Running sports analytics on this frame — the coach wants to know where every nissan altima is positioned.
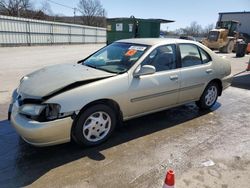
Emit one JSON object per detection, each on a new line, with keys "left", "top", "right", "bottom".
{"left": 9, "top": 38, "right": 232, "bottom": 147}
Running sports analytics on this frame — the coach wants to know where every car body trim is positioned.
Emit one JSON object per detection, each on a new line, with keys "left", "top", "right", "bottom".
{"left": 130, "top": 89, "right": 179, "bottom": 103}
{"left": 179, "top": 83, "right": 205, "bottom": 92}
{"left": 130, "top": 83, "right": 204, "bottom": 103}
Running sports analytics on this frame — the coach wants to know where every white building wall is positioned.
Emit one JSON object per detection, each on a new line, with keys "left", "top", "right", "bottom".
{"left": 0, "top": 15, "right": 106, "bottom": 46}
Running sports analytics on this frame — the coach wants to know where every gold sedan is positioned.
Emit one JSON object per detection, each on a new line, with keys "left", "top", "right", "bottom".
{"left": 9, "top": 38, "right": 232, "bottom": 147}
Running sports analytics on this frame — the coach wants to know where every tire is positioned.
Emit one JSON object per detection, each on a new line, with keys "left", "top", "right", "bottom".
{"left": 226, "top": 40, "right": 234, "bottom": 53}
{"left": 219, "top": 40, "right": 234, "bottom": 53}
{"left": 219, "top": 46, "right": 227, "bottom": 53}
{"left": 72, "top": 104, "right": 116, "bottom": 147}
{"left": 196, "top": 82, "right": 219, "bottom": 110}
{"left": 219, "top": 47, "right": 225, "bottom": 53}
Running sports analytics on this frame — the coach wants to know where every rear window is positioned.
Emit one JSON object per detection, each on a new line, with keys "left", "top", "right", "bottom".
{"left": 199, "top": 47, "right": 211, "bottom": 64}
{"left": 179, "top": 44, "right": 212, "bottom": 67}
{"left": 179, "top": 44, "right": 202, "bottom": 67}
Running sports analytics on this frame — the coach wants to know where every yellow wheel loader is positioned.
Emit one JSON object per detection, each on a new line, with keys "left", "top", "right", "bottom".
{"left": 202, "top": 20, "right": 240, "bottom": 53}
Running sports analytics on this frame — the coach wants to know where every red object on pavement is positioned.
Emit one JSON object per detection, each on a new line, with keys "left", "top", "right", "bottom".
{"left": 247, "top": 43, "right": 250, "bottom": 54}
{"left": 247, "top": 60, "right": 250, "bottom": 71}
{"left": 163, "top": 170, "right": 175, "bottom": 188}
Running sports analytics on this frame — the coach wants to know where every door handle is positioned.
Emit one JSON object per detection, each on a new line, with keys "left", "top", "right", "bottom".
{"left": 206, "top": 69, "right": 213, "bottom": 74}
{"left": 169, "top": 75, "right": 178, "bottom": 80}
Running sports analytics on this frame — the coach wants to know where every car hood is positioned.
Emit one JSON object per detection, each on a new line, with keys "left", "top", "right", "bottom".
{"left": 18, "top": 64, "right": 115, "bottom": 99}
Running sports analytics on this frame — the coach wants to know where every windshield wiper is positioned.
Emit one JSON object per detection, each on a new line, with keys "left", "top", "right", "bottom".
{"left": 84, "top": 63, "right": 123, "bottom": 74}
{"left": 84, "top": 63, "right": 97, "bottom": 69}
{"left": 97, "top": 67, "right": 119, "bottom": 74}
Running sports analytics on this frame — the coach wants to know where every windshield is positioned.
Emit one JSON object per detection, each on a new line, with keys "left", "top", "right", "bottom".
{"left": 83, "top": 42, "right": 149, "bottom": 74}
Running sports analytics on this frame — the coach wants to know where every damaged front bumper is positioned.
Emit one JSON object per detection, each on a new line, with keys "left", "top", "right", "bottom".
{"left": 10, "top": 101, "right": 73, "bottom": 147}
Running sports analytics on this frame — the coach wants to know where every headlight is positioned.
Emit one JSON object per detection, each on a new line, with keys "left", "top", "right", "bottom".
{"left": 19, "top": 104, "right": 46, "bottom": 116}
{"left": 19, "top": 103, "right": 61, "bottom": 121}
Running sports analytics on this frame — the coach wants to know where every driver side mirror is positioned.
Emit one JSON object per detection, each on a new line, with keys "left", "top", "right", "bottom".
{"left": 133, "top": 65, "right": 156, "bottom": 78}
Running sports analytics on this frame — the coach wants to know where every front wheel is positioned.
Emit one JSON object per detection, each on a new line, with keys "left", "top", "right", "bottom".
{"left": 196, "top": 82, "right": 219, "bottom": 110}
{"left": 72, "top": 104, "right": 116, "bottom": 146}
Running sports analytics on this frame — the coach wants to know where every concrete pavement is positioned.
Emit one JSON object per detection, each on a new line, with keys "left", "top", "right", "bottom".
{"left": 0, "top": 46, "right": 249, "bottom": 188}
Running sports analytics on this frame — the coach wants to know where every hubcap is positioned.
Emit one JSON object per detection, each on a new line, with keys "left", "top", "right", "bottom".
{"left": 205, "top": 86, "right": 217, "bottom": 106}
{"left": 83, "top": 111, "right": 111, "bottom": 142}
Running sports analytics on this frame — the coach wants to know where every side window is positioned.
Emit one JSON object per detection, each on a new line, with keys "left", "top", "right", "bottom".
{"left": 199, "top": 47, "right": 211, "bottom": 64}
{"left": 179, "top": 44, "right": 202, "bottom": 67}
{"left": 141, "top": 44, "right": 177, "bottom": 72}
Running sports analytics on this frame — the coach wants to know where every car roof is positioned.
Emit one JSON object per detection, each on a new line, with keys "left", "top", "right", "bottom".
{"left": 116, "top": 38, "right": 198, "bottom": 46}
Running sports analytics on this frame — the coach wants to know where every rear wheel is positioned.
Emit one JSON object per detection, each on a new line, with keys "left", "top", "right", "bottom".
{"left": 196, "top": 82, "right": 219, "bottom": 110}
{"left": 220, "top": 40, "right": 234, "bottom": 53}
{"left": 72, "top": 104, "right": 116, "bottom": 146}
{"left": 226, "top": 40, "right": 234, "bottom": 53}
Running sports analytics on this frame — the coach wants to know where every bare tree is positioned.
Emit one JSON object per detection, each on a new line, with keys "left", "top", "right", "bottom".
{"left": 167, "top": 22, "right": 216, "bottom": 38}
{"left": 187, "top": 21, "right": 203, "bottom": 36}
{"left": 40, "top": 0, "right": 53, "bottom": 16}
{"left": 78, "top": 0, "right": 106, "bottom": 27}
{"left": 172, "top": 22, "right": 203, "bottom": 37}
{"left": 0, "top": 0, "right": 32, "bottom": 17}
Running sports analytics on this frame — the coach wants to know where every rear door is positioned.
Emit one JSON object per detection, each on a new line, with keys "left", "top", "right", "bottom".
{"left": 178, "top": 43, "right": 214, "bottom": 103}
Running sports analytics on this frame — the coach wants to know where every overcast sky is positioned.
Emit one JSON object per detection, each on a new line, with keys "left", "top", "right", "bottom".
{"left": 35, "top": 0, "right": 250, "bottom": 30}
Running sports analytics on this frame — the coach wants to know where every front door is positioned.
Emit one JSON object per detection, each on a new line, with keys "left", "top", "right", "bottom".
{"left": 128, "top": 44, "right": 180, "bottom": 117}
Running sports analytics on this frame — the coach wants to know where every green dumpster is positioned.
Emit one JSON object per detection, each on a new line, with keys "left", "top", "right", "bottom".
{"left": 106, "top": 17, "right": 174, "bottom": 44}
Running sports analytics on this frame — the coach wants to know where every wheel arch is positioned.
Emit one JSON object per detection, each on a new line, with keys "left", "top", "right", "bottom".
{"left": 71, "top": 98, "right": 123, "bottom": 140}
{"left": 206, "top": 79, "right": 223, "bottom": 96}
